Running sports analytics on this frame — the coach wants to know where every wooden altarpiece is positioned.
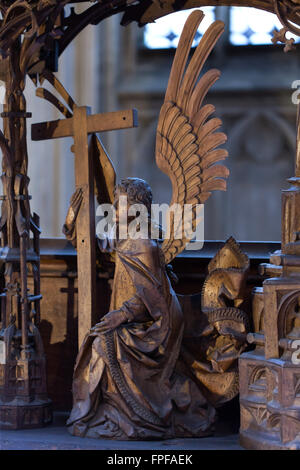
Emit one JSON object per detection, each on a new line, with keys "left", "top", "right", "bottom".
{"left": 0, "top": 0, "right": 299, "bottom": 449}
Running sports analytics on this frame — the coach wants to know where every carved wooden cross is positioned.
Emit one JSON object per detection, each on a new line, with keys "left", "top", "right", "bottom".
{"left": 32, "top": 106, "right": 138, "bottom": 347}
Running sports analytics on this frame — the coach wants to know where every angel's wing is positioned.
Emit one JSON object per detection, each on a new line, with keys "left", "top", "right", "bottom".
{"left": 155, "top": 10, "right": 229, "bottom": 265}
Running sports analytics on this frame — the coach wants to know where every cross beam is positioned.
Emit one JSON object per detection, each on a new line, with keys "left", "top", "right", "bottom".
{"left": 32, "top": 106, "right": 138, "bottom": 347}
{"left": 31, "top": 109, "right": 138, "bottom": 141}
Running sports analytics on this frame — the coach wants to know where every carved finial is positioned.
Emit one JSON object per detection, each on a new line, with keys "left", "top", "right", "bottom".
{"left": 271, "top": 27, "right": 295, "bottom": 52}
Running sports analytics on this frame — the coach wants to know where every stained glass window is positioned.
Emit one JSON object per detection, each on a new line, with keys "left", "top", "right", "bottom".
{"left": 230, "top": 7, "right": 300, "bottom": 45}
{"left": 144, "top": 7, "right": 300, "bottom": 49}
{"left": 143, "top": 7, "right": 215, "bottom": 49}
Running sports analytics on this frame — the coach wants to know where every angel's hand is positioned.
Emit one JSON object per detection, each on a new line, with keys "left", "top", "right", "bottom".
{"left": 64, "top": 188, "right": 83, "bottom": 232}
{"left": 90, "top": 310, "right": 127, "bottom": 334}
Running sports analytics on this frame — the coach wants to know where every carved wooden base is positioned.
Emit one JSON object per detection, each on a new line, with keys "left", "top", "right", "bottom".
{"left": 239, "top": 351, "right": 300, "bottom": 450}
{"left": 240, "top": 429, "right": 300, "bottom": 450}
{"left": 0, "top": 329, "right": 53, "bottom": 430}
{"left": 0, "top": 398, "right": 52, "bottom": 430}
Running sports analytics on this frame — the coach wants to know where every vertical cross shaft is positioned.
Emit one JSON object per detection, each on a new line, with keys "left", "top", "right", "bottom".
{"left": 73, "top": 106, "right": 97, "bottom": 347}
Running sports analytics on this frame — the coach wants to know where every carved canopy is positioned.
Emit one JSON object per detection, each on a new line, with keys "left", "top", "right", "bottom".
{"left": 0, "top": 0, "right": 299, "bottom": 81}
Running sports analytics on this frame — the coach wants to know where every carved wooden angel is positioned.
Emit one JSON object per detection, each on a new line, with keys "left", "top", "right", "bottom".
{"left": 64, "top": 11, "right": 233, "bottom": 439}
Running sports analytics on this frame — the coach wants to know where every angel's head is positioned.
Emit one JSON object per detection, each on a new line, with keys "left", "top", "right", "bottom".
{"left": 113, "top": 178, "right": 153, "bottom": 224}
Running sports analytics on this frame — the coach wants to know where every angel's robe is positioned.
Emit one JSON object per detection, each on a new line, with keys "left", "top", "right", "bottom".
{"left": 66, "top": 236, "right": 215, "bottom": 439}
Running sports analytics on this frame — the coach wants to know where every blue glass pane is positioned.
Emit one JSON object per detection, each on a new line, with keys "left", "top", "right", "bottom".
{"left": 144, "top": 7, "right": 215, "bottom": 49}
{"left": 230, "top": 7, "right": 300, "bottom": 45}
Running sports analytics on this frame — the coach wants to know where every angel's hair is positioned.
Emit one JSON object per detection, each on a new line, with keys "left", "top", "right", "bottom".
{"left": 115, "top": 178, "right": 153, "bottom": 215}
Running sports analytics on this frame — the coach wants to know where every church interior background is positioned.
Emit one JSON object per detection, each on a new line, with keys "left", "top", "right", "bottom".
{"left": 19, "top": 5, "right": 299, "bottom": 242}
